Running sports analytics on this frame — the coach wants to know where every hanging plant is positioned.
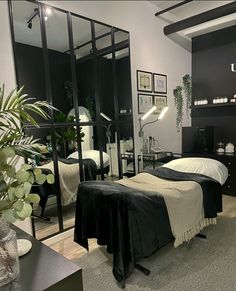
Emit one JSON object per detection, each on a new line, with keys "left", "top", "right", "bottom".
{"left": 182, "top": 74, "right": 192, "bottom": 117}
{"left": 173, "top": 86, "right": 183, "bottom": 132}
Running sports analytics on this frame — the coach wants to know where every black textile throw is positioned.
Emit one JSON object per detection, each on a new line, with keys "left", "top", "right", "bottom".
{"left": 74, "top": 168, "right": 222, "bottom": 285}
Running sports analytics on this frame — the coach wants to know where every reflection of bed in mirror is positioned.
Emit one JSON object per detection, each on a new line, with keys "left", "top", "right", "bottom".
{"left": 33, "top": 106, "right": 110, "bottom": 219}
{"left": 67, "top": 106, "right": 110, "bottom": 174}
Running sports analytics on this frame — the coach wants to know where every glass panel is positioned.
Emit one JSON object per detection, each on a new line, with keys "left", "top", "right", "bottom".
{"left": 72, "top": 16, "right": 96, "bottom": 121}
{"left": 98, "top": 52, "right": 115, "bottom": 121}
{"left": 72, "top": 16, "right": 92, "bottom": 60}
{"left": 119, "top": 124, "right": 135, "bottom": 177}
{"left": 53, "top": 124, "right": 79, "bottom": 231}
{"left": 12, "top": 0, "right": 47, "bottom": 122}
{"left": 114, "top": 29, "right": 129, "bottom": 45}
{"left": 115, "top": 47, "right": 132, "bottom": 120}
{"left": 24, "top": 127, "right": 60, "bottom": 240}
{"left": 95, "top": 23, "right": 112, "bottom": 51}
{"left": 44, "top": 7, "right": 73, "bottom": 116}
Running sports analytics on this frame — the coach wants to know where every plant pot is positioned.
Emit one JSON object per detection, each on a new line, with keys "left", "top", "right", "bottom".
{"left": 0, "top": 217, "right": 20, "bottom": 287}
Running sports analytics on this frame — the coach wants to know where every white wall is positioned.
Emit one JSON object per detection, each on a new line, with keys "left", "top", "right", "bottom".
{"left": 42, "top": 0, "right": 192, "bottom": 153}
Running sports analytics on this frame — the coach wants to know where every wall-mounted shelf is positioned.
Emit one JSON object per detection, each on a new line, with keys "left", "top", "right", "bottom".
{"left": 192, "top": 102, "right": 236, "bottom": 109}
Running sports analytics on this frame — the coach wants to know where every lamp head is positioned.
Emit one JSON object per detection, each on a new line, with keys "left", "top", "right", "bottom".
{"left": 158, "top": 106, "right": 168, "bottom": 120}
{"left": 140, "top": 106, "right": 157, "bottom": 121}
{"left": 100, "top": 112, "right": 112, "bottom": 121}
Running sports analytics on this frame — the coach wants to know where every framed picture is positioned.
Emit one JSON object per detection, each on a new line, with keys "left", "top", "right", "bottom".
{"left": 153, "top": 95, "right": 167, "bottom": 115}
{"left": 138, "top": 94, "right": 153, "bottom": 114}
{"left": 137, "top": 70, "right": 152, "bottom": 92}
{"left": 153, "top": 73, "right": 167, "bottom": 94}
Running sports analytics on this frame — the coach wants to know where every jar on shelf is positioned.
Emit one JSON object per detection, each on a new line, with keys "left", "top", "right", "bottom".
{"left": 216, "top": 142, "right": 225, "bottom": 153}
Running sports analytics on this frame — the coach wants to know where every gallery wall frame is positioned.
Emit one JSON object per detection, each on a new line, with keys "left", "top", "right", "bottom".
{"left": 153, "top": 73, "right": 167, "bottom": 94}
{"left": 138, "top": 93, "right": 153, "bottom": 114}
{"left": 153, "top": 95, "right": 167, "bottom": 115}
{"left": 137, "top": 70, "right": 153, "bottom": 92}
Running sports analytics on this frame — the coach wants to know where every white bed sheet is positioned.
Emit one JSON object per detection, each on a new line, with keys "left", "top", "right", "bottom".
{"left": 68, "top": 150, "right": 110, "bottom": 169}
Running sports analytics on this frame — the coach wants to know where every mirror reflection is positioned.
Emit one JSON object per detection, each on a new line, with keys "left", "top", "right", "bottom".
{"left": 11, "top": 0, "right": 134, "bottom": 240}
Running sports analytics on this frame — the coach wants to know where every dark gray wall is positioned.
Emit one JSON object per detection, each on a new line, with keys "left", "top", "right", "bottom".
{"left": 191, "top": 25, "right": 236, "bottom": 147}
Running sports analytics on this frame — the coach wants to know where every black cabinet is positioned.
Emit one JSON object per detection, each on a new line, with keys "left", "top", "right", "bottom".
{"left": 182, "top": 152, "right": 236, "bottom": 197}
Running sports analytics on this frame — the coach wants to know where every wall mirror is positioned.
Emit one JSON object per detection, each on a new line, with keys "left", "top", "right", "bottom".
{"left": 9, "top": 0, "right": 134, "bottom": 240}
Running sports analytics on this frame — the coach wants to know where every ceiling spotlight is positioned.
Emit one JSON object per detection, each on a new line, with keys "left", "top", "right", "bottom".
{"left": 45, "top": 7, "right": 52, "bottom": 15}
{"left": 44, "top": 16, "right": 48, "bottom": 21}
{"left": 28, "top": 22, "right": 32, "bottom": 29}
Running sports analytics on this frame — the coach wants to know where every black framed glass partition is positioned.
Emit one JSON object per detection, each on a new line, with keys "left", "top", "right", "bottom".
{"left": 9, "top": 0, "right": 135, "bottom": 240}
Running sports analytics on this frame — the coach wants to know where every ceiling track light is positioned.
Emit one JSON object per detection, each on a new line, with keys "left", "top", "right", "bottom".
{"left": 27, "top": 6, "right": 52, "bottom": 29}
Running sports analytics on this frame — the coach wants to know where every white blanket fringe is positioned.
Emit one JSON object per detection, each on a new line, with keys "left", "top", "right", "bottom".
{"left": 174, "top": 217, "right": 217, "bottom": 248}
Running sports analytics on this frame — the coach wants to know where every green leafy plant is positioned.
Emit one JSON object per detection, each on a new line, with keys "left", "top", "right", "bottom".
{"left": 173, "top": 85, "right": 183, "bottom": 132}
{"left": 182, "top": 74, "right": 192, "bottom": 116}
{"left": 0, "top": 85, "right": 56, "bottom": 222}
{"left": 173, "top": 74, "right": 192, "bottom": 131}
{"left": 54, "top": 112, "right": 85, "bottom": 158}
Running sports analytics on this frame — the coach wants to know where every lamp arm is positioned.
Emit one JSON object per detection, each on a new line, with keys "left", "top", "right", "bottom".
{"left": 140, "top": 117, "right": 159, "bottom": 132}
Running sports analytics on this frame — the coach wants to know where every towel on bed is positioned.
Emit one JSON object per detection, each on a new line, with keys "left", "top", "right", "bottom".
{"left": 39, "top": 161, "right": 80, "bottom": 205}
{"left": 117, "top": 172, "right": 217, "bottom": 247}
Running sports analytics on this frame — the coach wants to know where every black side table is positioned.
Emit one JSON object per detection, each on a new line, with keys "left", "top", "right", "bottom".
{"left": 1, "top": 226, "right": 83, "bottom": 291}
{"left": 138, "top": 151, "right": 173, "bottom": 172}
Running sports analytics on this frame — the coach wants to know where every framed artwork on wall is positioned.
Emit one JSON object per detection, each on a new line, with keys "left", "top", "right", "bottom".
{"left": 153, "top": 95, "right": 167, "bottom": 115}
{"left": 153, "top": 73, "right": 167, "bottom": 94}
{"left": 137, "top": 70, "right": 152, "bottom": 92}
{"left": 138, "top": 94, "right": 153, "bottom": 114}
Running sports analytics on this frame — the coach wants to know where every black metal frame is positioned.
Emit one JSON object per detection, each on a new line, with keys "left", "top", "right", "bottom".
{"left": 8, "top": 0, "right": 135, "bottom": 240}
{"left": 163, "top": 1, "right": 236, "bottom": 36}
{"left": 155, "top": 0, "right": 194, "bottom": 17}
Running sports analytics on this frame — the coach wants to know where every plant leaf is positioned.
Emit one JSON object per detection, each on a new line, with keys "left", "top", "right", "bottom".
{"left": 2, "top": 209, "right": 16, "bottom": 223}
{"left": 25, "top": 194, "right": 40, "bottom": 204}
{"left": 23, "top": 181, "right": 32, "bottom": 195}
{"left": 46, "top": 174, "right": 55, "bottom": 184}
{"left": 15, "top": 185, "right": 25, "bottom": 198}
{"left": 13, "top": 199, "right": 24, "bottom": 211}
{"left": 16, "top": 202, "right": 32, "bottom": 219}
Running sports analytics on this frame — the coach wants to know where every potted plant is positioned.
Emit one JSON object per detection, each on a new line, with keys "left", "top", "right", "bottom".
{"left": 173, "top": 74, "right": 192, "bottom": 131}
{"left": 0, "top": 85, "right": 55, "bottom": 286}
{"left": 54, "top": 112, "right": 85, "bottom": 158}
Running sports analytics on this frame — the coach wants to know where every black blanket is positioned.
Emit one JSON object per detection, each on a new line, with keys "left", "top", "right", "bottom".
{"left": 74, "top": 168, "right": 222, "bottom": 284}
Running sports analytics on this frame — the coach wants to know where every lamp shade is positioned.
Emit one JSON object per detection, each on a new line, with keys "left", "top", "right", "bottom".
{"left": 158, "top": 106, "right": 168, "bottom": 120}
{"left": 140, "top": 106, "right": 157, "bottom": 121}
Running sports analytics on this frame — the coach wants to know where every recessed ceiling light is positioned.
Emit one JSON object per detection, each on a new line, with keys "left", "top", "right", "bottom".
{"left": 44, "top": 16, "right": 48, "bottom": 21}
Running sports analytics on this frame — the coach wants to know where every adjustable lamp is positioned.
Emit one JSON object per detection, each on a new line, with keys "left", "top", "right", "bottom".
{"left": 139, "top": 106, "right": 168, "bottom": 171}
{"left": 100, "top": 112, "right": 113, "bottom": 176}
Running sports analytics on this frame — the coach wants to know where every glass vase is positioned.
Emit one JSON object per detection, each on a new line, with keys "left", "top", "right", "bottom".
{"left": 0, "top": 218, "right": 20, "bottom": 287}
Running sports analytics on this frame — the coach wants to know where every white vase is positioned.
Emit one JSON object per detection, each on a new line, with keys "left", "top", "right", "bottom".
{"left": 0, "top": 217, "right": 20, "bottom": 287}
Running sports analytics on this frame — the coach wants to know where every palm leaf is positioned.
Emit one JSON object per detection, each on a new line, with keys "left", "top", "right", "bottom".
{"left": 0, "top": 84, "right": 57, "bottom": 158}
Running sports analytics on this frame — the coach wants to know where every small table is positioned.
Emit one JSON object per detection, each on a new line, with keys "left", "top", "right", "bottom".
{"left": 138, "top": 151, "right": 173, "bottom": 172}
{"left": 121, "top": 152, "right": 135, "bottom": 177}
{"left": 1, "top": 226, "right": 83, "bottom": 291}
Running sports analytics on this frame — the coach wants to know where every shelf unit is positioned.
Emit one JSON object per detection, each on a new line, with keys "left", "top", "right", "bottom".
{"left": 192, "top": 102, "right": 236, "bottom": 109}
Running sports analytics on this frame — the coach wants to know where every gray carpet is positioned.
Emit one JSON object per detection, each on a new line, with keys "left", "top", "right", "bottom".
{"left": 74, "top": 217, "right": 236, "bottom": 291}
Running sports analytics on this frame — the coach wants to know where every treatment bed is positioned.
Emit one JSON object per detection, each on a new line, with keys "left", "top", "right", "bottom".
{"left": 74, "top": 158, "right": 228, "bottom": 287}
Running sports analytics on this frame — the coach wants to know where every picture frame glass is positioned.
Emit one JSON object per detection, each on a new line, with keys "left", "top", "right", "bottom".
{"left": 154, "top": 74, "right": 167, "bottom": 93}
{"left": 138, "top": 94, "right": 153, "bottom": 114}
{"left": 154, "top": 96, "right": 167, "bottom": 115}
{"left": 137, "top": 71, "right": 152, "bottom": 92}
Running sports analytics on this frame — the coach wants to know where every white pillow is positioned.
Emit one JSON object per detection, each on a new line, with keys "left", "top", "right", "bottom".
{"left": 68, "top": 150, "right": 110, "bottom": 169}
{"left": 162, "top": 157, "right": 228, "bottom": 185}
